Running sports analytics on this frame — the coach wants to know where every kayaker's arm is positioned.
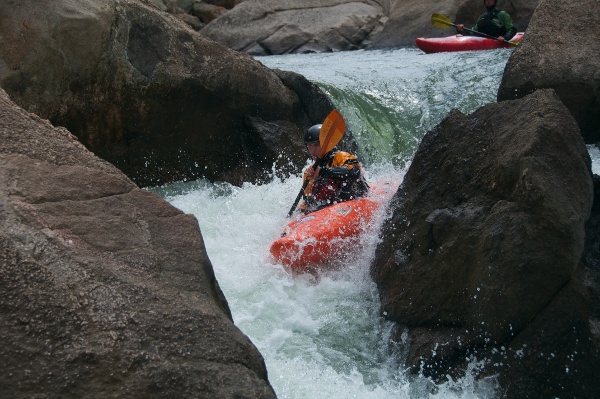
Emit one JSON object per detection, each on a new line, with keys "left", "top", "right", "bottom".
{"left": 457, "top": 12, "right": 516, "bottom": 41}
{"left": 308, "top": 152, "right": 362, "bottom": 181}
{"left": 456, "top": 24, "right": 477, "bottom": 36}
{"left": 498, "top": 11, "right": 516, "bottom": 41}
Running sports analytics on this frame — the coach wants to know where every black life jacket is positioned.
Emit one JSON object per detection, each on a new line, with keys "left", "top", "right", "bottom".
{"left": 302, "top": 150, "right": 369, "bottom": 213}
{"left": 476, "top": 8, "right": 507, "bottom": 37}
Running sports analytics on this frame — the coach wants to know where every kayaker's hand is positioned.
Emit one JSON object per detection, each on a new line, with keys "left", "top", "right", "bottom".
{"left": 497, "top": 36, "right": 505, "bottom": 41}
{"left": 456, "top": 24, "right": 464, "bottom": 33}
{"left": 306, "top": 164, "right": 320, "bottom": 180}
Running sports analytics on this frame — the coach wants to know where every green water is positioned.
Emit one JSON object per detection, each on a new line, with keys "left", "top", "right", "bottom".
{"left": 257, "top": 48, "right": 512, "bottom": 166}
{"left": 155, "top": 47, "right": 517, "bottom": 399}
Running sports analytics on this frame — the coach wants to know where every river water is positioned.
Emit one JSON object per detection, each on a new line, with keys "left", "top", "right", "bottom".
{"left": 150, "top": 47, "right": 599, "bottom": 399}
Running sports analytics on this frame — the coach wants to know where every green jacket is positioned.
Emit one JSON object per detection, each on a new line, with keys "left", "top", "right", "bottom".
{"left": 466, "top": 7, "right": 517, "bottom": 40}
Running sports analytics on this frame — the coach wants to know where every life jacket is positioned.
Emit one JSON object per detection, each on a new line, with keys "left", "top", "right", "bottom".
{"left": 476, "top": 8, "right": 509, "bottom": 37}
{"left": 301, "top": 150, "right": 369, "bottom": 213}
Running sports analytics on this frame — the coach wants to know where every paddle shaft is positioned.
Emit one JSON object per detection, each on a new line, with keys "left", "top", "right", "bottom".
{"left": 431, "top": 14, "right": 517, "bottom": 46}
{"left": 286, "top": 160, "right": 322, "bottom": 218}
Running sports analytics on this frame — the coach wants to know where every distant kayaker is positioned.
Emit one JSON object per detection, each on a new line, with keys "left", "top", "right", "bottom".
{"left": 300, "top": 124, "right": 369, "bottom": 213}
{"left": 456, "top": 0, "right": 517, "bottom": 42}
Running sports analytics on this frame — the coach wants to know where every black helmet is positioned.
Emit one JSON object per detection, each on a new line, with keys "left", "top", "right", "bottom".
{"left": 484, "top": 0, "right": 497, "bottom": 10}
{"left": 304, "top": 124, "right": 321, "bottom": 143}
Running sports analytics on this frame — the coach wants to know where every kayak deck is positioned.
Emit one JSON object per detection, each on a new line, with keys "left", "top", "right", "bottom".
{"left": 269, "top": 180, "right": 398, "bottom": 274}
{"left": 416, "top": 32, "right": 524, "bottom": 54}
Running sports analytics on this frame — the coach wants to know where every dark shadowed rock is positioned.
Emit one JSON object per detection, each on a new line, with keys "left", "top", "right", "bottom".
{"left": 272, "top": 69, "right": 334, "bottom": 125}
{"left": 580, "top": 174, "right": 600, "bottom": 345}
{"left": 0, "top": 0, "right": 328, "bottom": 188}
{"left": 0, "top": 88, "right": 276, "bottom": 397}
{"left": 371, "top": 89, "right": 599, "bottom": 397}
{"left": 192, "top": 1, "right": 228, "bottom": 23}
{"left": 498, "top": 0, "right": 600, "bottom": 143}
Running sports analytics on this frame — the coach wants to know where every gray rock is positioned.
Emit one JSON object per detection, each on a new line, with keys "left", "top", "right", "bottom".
{"left": 200, "top": 0, "right": 387, "bottom": 55}
{"left": 173, "top": 10, "right": 205, "bottom": 30}
{"left": 0, "top": 0, "right": 328, "bottom": 188}
{"left": 204, "top": 0, "right": 240, "bottom": 9}
{"left": 192, "top": 1, "right": 228, "bottom": 23}
{"left": 198, "top": 0, "right": 540, "bottom": 52}
{"left": 498, "top": 0, "right": 600, "bottom": 143}
{"left": 0, "top": 87, "right": 276, "bottom": 398}
{"left": 177, "top": 0, "right": 196, "bottom": 12}
{"left": 371, "top": 89, "right": 599, "bottom": 397}
{"left": 147, "top": 0, "right": 168, "bottom": 11}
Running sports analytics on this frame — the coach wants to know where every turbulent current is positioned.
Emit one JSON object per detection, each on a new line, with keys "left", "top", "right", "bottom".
{"left": 150, "top": 47, "right": 600, "bottom": 399}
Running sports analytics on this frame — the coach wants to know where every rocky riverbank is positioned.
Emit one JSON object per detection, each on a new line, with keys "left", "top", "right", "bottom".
{"left": 0, "top": 0, "right": 346, "bottom": 188}
{"left": 0, "top": 86, "right": 277, "bottom": 397}
{"left": 148, "top": 0, "right": 540, "bottom": 55}
{"left": 1, "top": 0, "right": 599, "bottom": 397}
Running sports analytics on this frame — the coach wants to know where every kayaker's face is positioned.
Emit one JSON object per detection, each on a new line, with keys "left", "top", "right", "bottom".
{"left": 484, "top": 0, "right": 496, "bottom": 9}
{"left": 306, "top": 142, "right": 321, "bottom": 159}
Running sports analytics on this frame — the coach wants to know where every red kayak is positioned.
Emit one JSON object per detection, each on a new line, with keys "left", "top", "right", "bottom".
{"left": 416, "top": 32, "right": 523, "bottom": 54}
{"left": 269, "top": 180, "right": 398, "bottom": 274}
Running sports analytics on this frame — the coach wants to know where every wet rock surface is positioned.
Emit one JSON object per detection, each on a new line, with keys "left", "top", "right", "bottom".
{"left": 498, "top": 0, "right": 600, "bottom": 143}
{"left": 371, "top": 90, "right": 599, "bottom": 398}
{"left": 0, "top": 0, "right": 332, "bottom": 188}
{"left": 0, "top": 87, "right": 276, "bottom": 398}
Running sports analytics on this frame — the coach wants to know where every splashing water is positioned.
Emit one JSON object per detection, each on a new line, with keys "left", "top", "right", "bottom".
{"left": 588, "top": 145, "right": 600, "bottom": 176}
{"left": 257, "top": 48, "right": 511, "bottom": 167}
{"left": 149, "top": 46, "right": 589, "bottom": 398}
{"left": 151, "top": 165, "right": 498, "bottom": 398}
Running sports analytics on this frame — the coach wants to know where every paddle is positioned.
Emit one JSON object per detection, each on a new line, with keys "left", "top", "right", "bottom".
{"left": 286, "top": 109, "right": 346, "bottom": 217}
{"left": 431, "top": 13, "right": 518, "bottom": 46}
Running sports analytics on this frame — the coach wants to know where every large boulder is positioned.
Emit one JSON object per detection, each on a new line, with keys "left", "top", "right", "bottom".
{"left": 200, "top": 0, "right": 387, "bottom": 55}
{"left": 0, "top": 0, "right": 327, "bottom": 188}
{"left": 371, "top": 89, "right": 599, "bottom": 398}
{"left": 498, "top": 0, "right": 600, "bottom": 143}
{"left": 196, "top": 0, "right": 540, "bottom": 53}
{"left": 0, "top": 87, "right": 276, "bottom": 398}
{"left": 581, "top": 174, "right": 600, "bottom": 344}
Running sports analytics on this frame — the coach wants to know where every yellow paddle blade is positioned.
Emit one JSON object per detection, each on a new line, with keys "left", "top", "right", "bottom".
{"left": 319, "top": 109, "right": 345, "bottom": 157}
{"left": 285, "top": 109, "right": 346, "bottom": 217}
{"left": 431, "top": 13, "right": 455, "bottom": 29}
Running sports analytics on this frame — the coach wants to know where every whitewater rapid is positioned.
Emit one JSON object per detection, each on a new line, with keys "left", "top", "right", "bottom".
{"left": 152, "top": 163, "right": 500, "bottom": 399}
{"left": 151, "top": 47, "right": 599, "bottom": 398}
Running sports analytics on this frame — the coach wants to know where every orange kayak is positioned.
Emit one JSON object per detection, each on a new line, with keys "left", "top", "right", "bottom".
{"left": 416, "top": 32, "right": 523, "bottom": 54}
{"left": 270, "top": 180, "right": 397, "bottom": 274}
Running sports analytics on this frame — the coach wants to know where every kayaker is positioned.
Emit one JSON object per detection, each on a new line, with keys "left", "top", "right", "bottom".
{"left": 300, "top": 124, "right": 369, "bottom": 213}
{"left": 456, "top": 0, "right": 517, "bottom": 42}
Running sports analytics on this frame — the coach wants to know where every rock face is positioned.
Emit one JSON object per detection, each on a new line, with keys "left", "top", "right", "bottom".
{"left": 371, "top": 90, "right": 599, "bottom": 398}
{"left": 0, "top": 87, "right": 276, "bottom": 398}
{"left": 200, "top": 0, "right": 387, "bottom": 55}
{"left": 498, "top": 0, "right": 600, "bottom": 143}
{"left": 0, "top": 0, "right": 328, "bottom": 188}
{"left": 197, "top": 0, "right": 540, "bottom": 54}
